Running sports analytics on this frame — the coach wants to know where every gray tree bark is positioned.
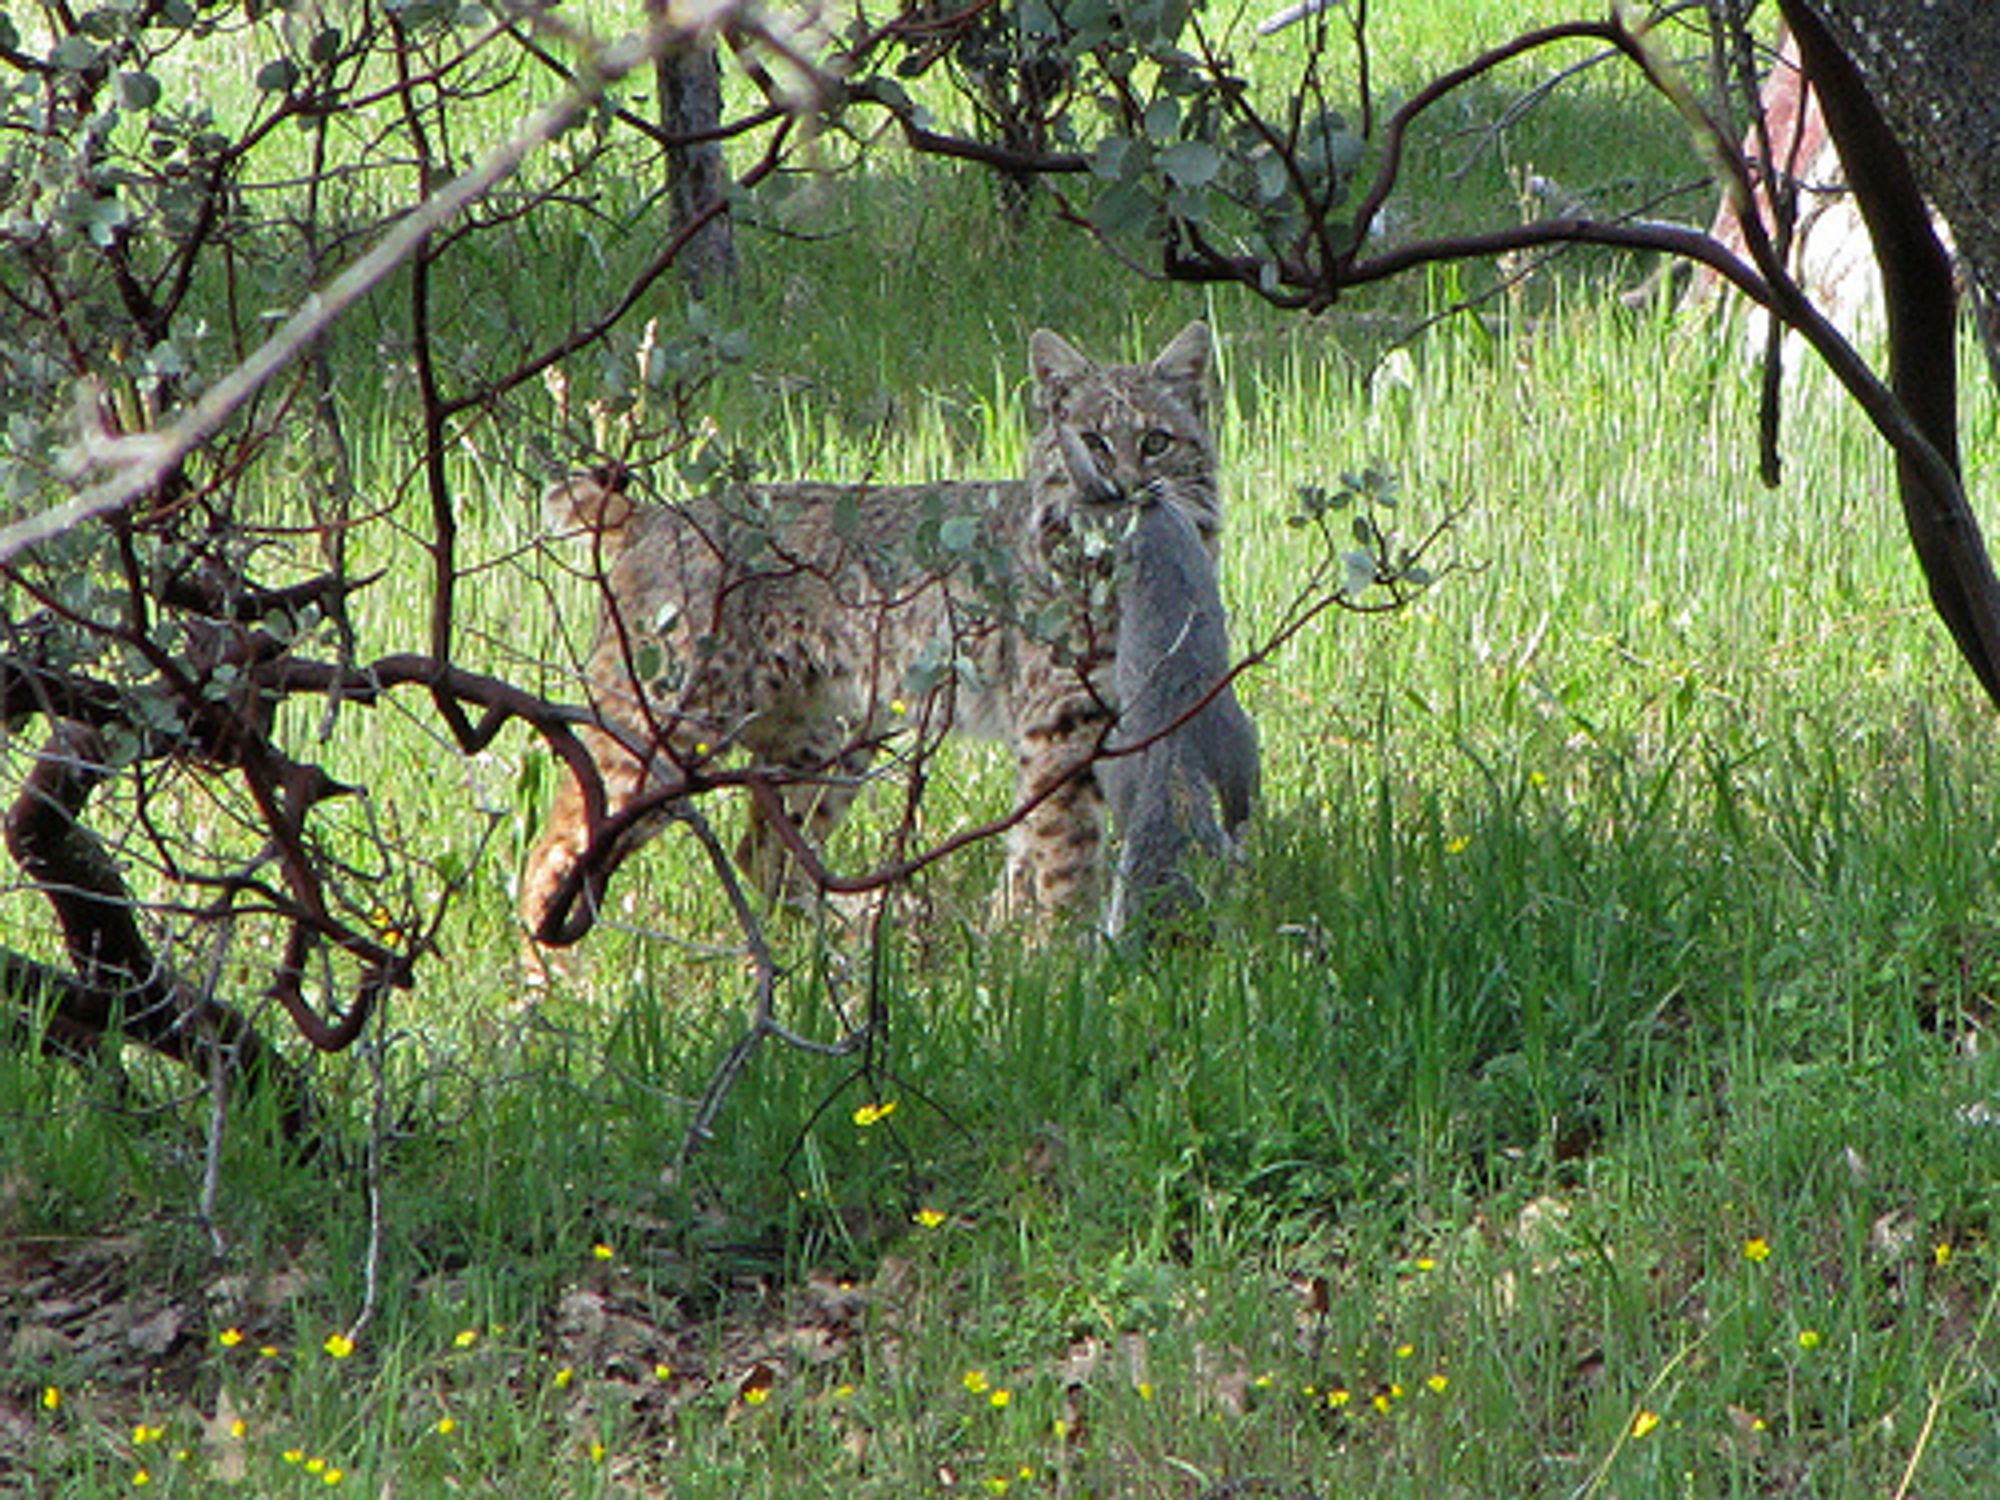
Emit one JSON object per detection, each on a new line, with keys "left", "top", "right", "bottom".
{"left": 658, "top": 41, "right": 737, "bottom": 294}
{"left": 1804, "top": 0, "right": 2000, "bottom": 305}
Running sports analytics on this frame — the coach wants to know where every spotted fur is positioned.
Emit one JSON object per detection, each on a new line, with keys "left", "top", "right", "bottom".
{"left": 521, "top": 323, "right": 1219, "bottom": 942}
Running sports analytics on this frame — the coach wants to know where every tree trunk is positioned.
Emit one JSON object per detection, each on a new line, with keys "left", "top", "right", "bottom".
{"left": 1779, "top": 0, "right": 2000, "bottom": 709}
{"left": 658, "top": 41, "right": 737, "bottom": 295}
{"left": 1801, "top": 1, "right": 2000, "bottom": 307}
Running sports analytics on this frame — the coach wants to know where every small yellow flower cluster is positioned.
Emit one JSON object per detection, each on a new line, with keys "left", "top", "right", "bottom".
{"left": 1743, "top": 1237, "right": 1772, "bottom": 1263}
{"left": 284, "top": 1451, "right": 345, "bottom": 1485}
{"left": 852, "top": 1100, "right": 898, "bottom": 1127}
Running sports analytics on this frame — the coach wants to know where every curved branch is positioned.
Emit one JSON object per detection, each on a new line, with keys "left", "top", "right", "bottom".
{"left": 3, "top": 722, "right": 311, "bottom": 1134}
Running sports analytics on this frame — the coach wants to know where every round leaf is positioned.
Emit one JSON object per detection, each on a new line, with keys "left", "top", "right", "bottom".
{"left": 119, "top": 72, "right": 162, "bottom": 111}
{"left": 1158, "top": 140, "right": 1220, "bottom": 189}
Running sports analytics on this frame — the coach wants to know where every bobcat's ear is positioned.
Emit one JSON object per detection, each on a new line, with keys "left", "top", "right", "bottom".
{"left": 1029, "top": 328, "right": 1094, "bottom": 416}
{"left": 543, "top": 465, "right": 634, "bottom": 537}
{"left": 1150, "top": 321, "right": 1213, "bottom": 419}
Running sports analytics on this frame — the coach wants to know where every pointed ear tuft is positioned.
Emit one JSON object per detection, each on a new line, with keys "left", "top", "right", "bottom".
{"left": 1029, "top": 328, "right": 1094, "bottom": 416}
{"left": 1149, "top": 321, "right": 1213, "bottom": 417}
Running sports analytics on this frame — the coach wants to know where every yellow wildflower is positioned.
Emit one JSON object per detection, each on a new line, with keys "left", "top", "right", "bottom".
{"left": 435, "top": 1418, "right": 457, "bottom": 1435}
{"left": 1743, "top": 1237, "right": 1772, "bottom": 1263}
{"left": 914, "top": 1208, "right": 947, "bottom": 1229}
{"left": 654, "top": 1363, "right": 673, "bottom": 1382}
{"left": 283, "top": 1449, "right": 305, "bottom": 1465}
{"left": 963, "top": 1369, "right": 990, "bottom": 1395}
{"left": 1935, "top": 1242, "right": 1953, "bottom": 1267}
{"left": 218, "top": 1327, "right": 244, "bottom": 1348}
{"left": 743, "top": 1387, "right": 770, "bottom": 1407}
{"left": 41, "top": 1387, "right": 60, "bottom": 1412}
{"left": 131, "top": 1470, "right": 151, "bottom": 1488}
{"left": 553, "top": 1366, "right": 575, "bottom": 1389}
{"left": 1797, "top": 1329, "right": 1821, "bottom": 1350}
{"left": 852, "top": 1100, "right": 898, "bottom": 1127}
{"left": 229, "top": 1419, "right": 247, "bottom": 1439}
{"left": 592, "top": 1243, "right": 615, "bottom": 1261}
{"left": 1427, "top": 1373, "right": 1450, "bottom": 1394}
{"left": 1327, "top": 1388, "right": 1351, "bottom": 1409}
{"left": 989, "top": 1389, "right": 1012, "bottom": 1409}
{"left": 323, "top": 1333, "right": 355, "bottom": 1359}
{"left": 1631, "top": 1410, "right": 1661, "bottom": 1439}
{"left": 453, "top": 1328, "right": 479, "bottom": 1349}
{"left": 322, "top": 1469, "right": 344, "bottom": 1486}
{"left": 589, "top": 1442, "right": 607, "bottom": 1464}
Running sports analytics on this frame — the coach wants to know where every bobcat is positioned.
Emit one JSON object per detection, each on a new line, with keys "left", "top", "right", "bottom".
{"left": 1098, "top": 496, "right": 1260, "bottom": 937}
{"left": 520, "top": 321, "right": 1220, "bottom": 945}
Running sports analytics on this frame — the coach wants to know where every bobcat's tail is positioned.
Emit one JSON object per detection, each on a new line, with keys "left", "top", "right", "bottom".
{"left": 543, "top": 465, "right": 635, "bottom": 548}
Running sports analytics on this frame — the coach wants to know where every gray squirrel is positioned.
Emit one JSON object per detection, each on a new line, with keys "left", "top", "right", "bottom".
{"left": 1099, "top": 497, "right": 1260, "bottom": 937}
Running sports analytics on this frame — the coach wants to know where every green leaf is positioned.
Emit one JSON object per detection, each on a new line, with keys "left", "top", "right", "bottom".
{"left": 118, "top": 72, "right": 162, "bottom": 111}
{"left": 1092, "top": 135, "right": 1137, "bottom": 182}
{"left": 256, "top": 57, "right": 299, "bottom": 93}
{"left": 1253, "top": 150, "right": 1290, "bottom": 203}
{"left": 1142, "top": 97, "right": 1180, "bottom": 143}
{"left": 939, "top": 514, "right": 979, "bottom": 554}
{"left": 51, "top": 35, "right": 99, "bottom": 72}
{"left": 78, "top": 9, "right": 127, "bottom": 40}
{"left": 1092, "top": 181, "right": 1158, "bottom": 237}
{"left": 864, "top": 76, "right": 913, "bottom": 116}
{"left": 1157, "top": 140, "right": 1219, "bottom": 189}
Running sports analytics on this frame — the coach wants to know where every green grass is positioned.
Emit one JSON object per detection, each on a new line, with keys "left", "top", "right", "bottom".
{"left": 6, "top": 4, "right": 2000, "bottom": 1496}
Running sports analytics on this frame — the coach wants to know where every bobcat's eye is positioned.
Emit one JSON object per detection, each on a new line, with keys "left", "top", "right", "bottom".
{"left": 1139, "top": 429, "right": 1174, "bottom": 458}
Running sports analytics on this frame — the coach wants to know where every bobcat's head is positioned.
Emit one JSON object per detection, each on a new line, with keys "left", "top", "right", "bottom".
{"left": 1026, "top": 321, "right": 1219, "bottom": 566}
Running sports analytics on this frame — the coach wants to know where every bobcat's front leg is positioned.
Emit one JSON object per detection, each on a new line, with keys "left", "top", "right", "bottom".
{"left": 1005, "top": 688, "right": 1112, "bottom": 921}
{"left": 520, "top": 721, "right": 663, "bottom": 945}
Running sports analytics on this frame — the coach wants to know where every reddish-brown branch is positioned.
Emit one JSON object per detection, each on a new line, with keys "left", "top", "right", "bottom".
{"left": 3, "top": 721, "right": 312, "bottom": 1134}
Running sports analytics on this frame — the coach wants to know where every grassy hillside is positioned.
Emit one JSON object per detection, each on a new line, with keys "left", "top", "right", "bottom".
{"left": 4, "top": 3, "right": 1998, "bottom": 1496}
